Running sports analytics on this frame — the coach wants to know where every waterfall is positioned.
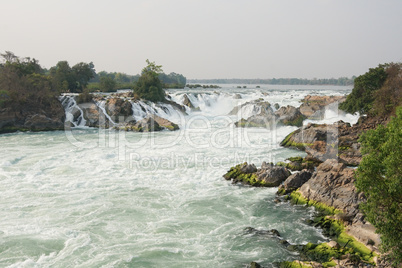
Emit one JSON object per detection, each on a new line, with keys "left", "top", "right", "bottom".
{"left": 60, "top": 95, "right": 87, "bottom": 127}
{"left": 95, "top": 100, "right": 116, "bottom": 125}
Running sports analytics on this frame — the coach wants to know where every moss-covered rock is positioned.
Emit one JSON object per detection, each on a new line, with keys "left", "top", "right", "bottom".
{"left": 223, "top": 162, "right": 290, "bottom": 187}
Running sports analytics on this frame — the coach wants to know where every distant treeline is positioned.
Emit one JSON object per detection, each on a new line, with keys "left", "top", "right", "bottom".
{"left": 89, "top": 71, "right": 186, "bottom": 91}
{"left": 188, "top": 77, "right": 355, "bottom": 86}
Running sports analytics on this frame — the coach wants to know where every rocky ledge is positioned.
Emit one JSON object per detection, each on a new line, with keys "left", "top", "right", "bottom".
{"left": 281, "top": 115, "right": 391, "bottom": 166}
{"left": 223, "top": 162, "right": 291, "bottom": 187}
{"left": 61, "top": 93, "right": 184, "bottom": 132}
{"left": 231, "top": 95, "right": 346, "bottom": 129}
{"left": 0, "top": 97, "right": 65, "bottom": 134}
{"left": 224, "top": 111, "right": 393, "bottom": 267}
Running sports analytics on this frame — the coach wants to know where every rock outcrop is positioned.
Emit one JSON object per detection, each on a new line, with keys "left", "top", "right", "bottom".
{"left": 223, "top": 162, "right": 290, "bottom": 187}
{"left": 274, "top": 105, "right": 306, "bottom": 127}
{"left": 77, "top": 102, "right": 111, "bottom": 128}
{"left": 0, "top": 97, "right": 65, "bottom": 133}
{"left": 105, "top": 98, "right": 133, "bottom": 121}
{"left": 114, "top": 114, "right": 179, "bottom": 132}
{"left": 299, "top": 159, "right": 362, "bottom": 216}
{"left": 278, "top": 170, "right": 312, "bottom": 194}
{"left": 299, "top": 95, "right": 346, "bottom": 119}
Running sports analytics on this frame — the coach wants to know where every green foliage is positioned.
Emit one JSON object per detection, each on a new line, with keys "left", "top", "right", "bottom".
{"left": 356, "top": 106, "right": 402, "bottom": 265}
{"left": 133, "top": 60, "right": 166, "bottom": 102}
{"left": 189, "top": 77, "right": 355, "bottom": 86}
{"left": 339, "top": 64, "right": 387, "bottom": 114}
{"left": 0, "top": 52, "right": 56, "bottom": 108}
{"left": 159, "top": 72, "right": 186, "bottom": 88}
{"left": 99, "top": 76, "right": 117, "bottom": 92}
{"left": 0, "top": 90, "right": 10, "bottom": 107}
{"left": 372, "top": 63, "right": 402, "bottom": 117}
{"left": 49, "top": 61, "right": 95, "bottom": 93}
{"left": 76, "top": 89, "right": 93, "bottom": 104}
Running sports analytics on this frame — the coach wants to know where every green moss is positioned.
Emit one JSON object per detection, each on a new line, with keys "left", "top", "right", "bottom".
{"left": 282, "top": 115, "right": 307, "bottom": 127}
{"left": 311, "top": 217, "right": 376, "bottom": 265}
{"left": 279, "top": 261, "right": 312, "bottom": 268}
{"left": 338, "top": 146, "right": 351, "bottom": 151}
{"left": 288, "top": 156, "right": 304, "bottom": 162}
{"left": 280, "top": 132, "right": 313, "bottom": 150}
{"left": 223, "top": 163, "right": 272, "bottom": 187}
{"left": 289, "top": 191, "right": 342, "bottom": 215}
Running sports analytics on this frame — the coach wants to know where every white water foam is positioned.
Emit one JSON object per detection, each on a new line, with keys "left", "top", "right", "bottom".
{"left": 1, "top": 85, "right": 355, "bottom": 267}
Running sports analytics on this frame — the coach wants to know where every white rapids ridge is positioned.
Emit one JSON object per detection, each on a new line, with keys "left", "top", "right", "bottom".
{"left": 0, "top": 85, "right": 358, "bottom": 267}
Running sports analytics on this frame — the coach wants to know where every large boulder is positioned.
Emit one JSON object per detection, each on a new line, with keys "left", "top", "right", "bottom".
{"left": 182, "top": 94, "right": 195, "bottom": 109}
{"left": 256, "top": 162, "right": 291, "bottom": 186}
{"left": 79, "top": 102, "right": 111, "bottom": 128}
{"left": 278, "top": 170, "right": 313, "bottom": 194}
{"left": 280, "top": 121, "right": 364, "bottom": 166}
{"left": 114, "top": 115, "right": 179, "bottom": 132}
{"left": 229, "top": 100, "right": 273, "bottom": 117}
{"left": 298, "top": 159, "right": 363, "bottom": 216}
{"left": 299, "top": 95, "right": 346, "bottom": 119}
{"left": 275, "top": 105, "right": 306, "bottom": 127}
{"left": 223, "top": 162, "right": 290, "bottom": 187}
{"left": 105, "top": 98, "right": 133, "bottom": 122}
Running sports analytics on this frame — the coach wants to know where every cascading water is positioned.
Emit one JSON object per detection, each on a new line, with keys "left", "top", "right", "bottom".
{"left": 60, "top": 95, "right": 87, "bottom": 127}
{"left": 1, "top": 85, "right": 360, "bottom": 267}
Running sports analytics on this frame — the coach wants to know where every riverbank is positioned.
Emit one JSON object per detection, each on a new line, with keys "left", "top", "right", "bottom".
{"left": 223, "top": 96, "right": 394, "bottom": 267}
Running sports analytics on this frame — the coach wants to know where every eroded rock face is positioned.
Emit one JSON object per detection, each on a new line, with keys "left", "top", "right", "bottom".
{"left": 0, "top": 97, "right": 65, "bottom": 133}
{"left": 223, "top": 162, "right": 290, "bottom": 187}
{"left": 105, "top": 98, "right": 133, "bottom": 121}
{"left": 299, "top": 95, "right": 346, "bottom": 119}
{"left": 182, "top": 94, "right": 195, "bottom": 109}
{"left": 281, "top": 121, "right": 363, "bottom": 165}
{"left": 275, "top": 105, "right": 306, "bottom": 127}
{"left": 299, "top": 159, "right": 363, "bottom": 216}
{"left": 278, "top": 170, "right": 313, "bottom": 194}
{"left": 256, "top": 163, "right": 291, "bottom": 186}
{"left": 114, "top": 115, "right": 179, "bottom": 132}
{"left": 79, "top": 102, "right": 111, "bottom": 128}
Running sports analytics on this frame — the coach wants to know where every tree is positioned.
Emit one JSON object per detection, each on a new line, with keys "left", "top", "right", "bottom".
{"left": 100, "top": 76, "right": 116, "bottom": 92}
{"left": 356, "top": 107, "right": 402, "bottom": 265}
{"left": 49, "top": 61, "right": 95, "bottom": 93}
{"left": 339, "top": 65, "right": 387, "bottom": 114}
{"left": 372, "top": 63, "right": 402, "bottom": 117}
{"left": 133, "top": 60, "right": 165, "bottom": 102}
{"left": 72, "top": 62, "right": 96, "bottom": 91}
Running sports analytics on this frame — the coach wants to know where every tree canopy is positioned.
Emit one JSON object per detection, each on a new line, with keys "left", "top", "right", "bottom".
{"left": 133, "top": 60, "right": 166, "bottom": 102}
{"left": 356, "top": 107, "right": 402, "bottom": 265}
{"left": 49, "top": 61, "right": 95, "bottom": 93}
{"left": 0, "top": 52, "right": 54, "bottom": 108}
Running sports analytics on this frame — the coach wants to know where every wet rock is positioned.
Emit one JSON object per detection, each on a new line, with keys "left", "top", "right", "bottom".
{"left": 249, "top": 261, "right": 262, "bottom": 268}
{"left": 275, "top": 105, "right": 306, "bottom": 127}
{"left": 151, "top": 115, "right": 179, "bottom": 131}
{"left": 79, "top": 102, "right": 111, "bottom": 128}
{"left": 105, "top": 97, "right": 133, "bottom": 122}
{"left": 298, "top": 159, "right": 363, "bottom": 217}
{"left": 256, "top": 162, "right": 291, "bottom": 187}
{"left": 115, "top": 115, "right": 179, "bottom": 132}
{"left": 299, "top": 95, "right": 346, "bottom": 119}
{"left": 182, "top": 94, "right": 195, "bottom": 109}
{"left": 278, "top": 170, "right": 312, "bottom": 194}
{"left": 223, "top": 162, "right": 290, "bottom": 187}
{"left": 240, "top": 163, "right": 257, "bottom": 174}
{"left": 233, "top": 93, "right": 242, "bottom": 99}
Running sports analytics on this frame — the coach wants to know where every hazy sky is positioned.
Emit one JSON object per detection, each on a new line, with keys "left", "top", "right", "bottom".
{"left": 1, "top": 0, "right": 401, "bottom": 79}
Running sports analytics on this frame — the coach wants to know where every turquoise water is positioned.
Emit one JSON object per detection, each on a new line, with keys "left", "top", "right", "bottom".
{"left": 0, "top": 86, "right": 356, "bottom": 267}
